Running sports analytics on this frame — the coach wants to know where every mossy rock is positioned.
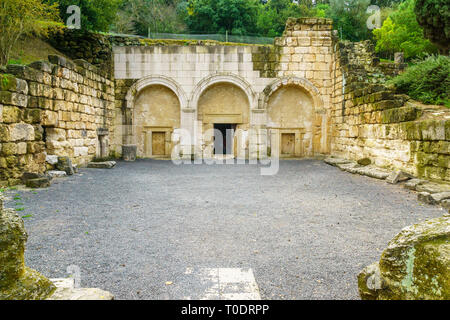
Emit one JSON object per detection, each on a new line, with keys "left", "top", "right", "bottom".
{"left": 0, "top": 267, "right": 56, "bottom": 300}
{"left": 0, "top": 206, "right": 55, "bottom": 300}
{"left": 358, "top": 217, "right": 450, "bottom": 300}
{"left": 357, "top": 158, "right": 372, "bottom": 166}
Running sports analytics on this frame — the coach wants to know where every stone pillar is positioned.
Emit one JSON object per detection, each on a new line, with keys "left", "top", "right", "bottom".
{"left": 96, "top": 128, "right": 109, "bottom": 158}
{"left": 0, "top": 195, "right": 56, "bottom": 300}
{"left": 121, "top": 105, "right": 137, "bottom": 161}
{"left": 180, "top": 108, "right": 196, "bottom": 159}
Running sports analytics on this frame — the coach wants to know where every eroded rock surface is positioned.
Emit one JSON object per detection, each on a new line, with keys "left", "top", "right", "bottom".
{"left": 358, "top": 216, "right": 450, "bottom": 300}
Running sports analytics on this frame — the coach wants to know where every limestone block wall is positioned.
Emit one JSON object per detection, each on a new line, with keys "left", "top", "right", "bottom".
{"left": 331, "top": 41, "right": 450, "bottom": 182}
{"left": 0, "top": 55, "right": 114, "bottom": 186}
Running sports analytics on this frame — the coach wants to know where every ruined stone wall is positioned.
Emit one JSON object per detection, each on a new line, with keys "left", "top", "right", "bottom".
{"left": 331, "top": 41, "right": 450, "bottom": 182}
{"left": 0, "top": 55, "right": 114, "bottom": 186}
{"left": 47, "top": 29, "right": 113, "bottom": 73}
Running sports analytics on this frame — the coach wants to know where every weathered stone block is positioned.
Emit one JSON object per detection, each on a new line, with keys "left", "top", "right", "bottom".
{"left": 1, "top": 143, "right": 17, "bottom": 156}
{"left": 2, "top": 106, "right": 21, "bottom": 123}
{"left": 9, "top": 123, "right": 35, "bottom": 142}
{"left": 23, "top": 108, "right": 42, "bottom": 124}
{"left": 0, "top": 91, "right": 27, "bottom": 107}
{"left": 46, "top": 154, "right": 58, "bottom": 165}
{"left": 0, "top": 124, "right": 10, "bottom": 142}
{"left": 42, "top": 110, "right": 58, "bottom": 127}
{"left": 56, "top": 156, "right": 74, "bottom": 175}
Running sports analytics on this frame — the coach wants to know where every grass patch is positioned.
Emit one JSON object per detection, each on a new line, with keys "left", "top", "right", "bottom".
{"left": 9, "top": 36, "right": 69, "bottom": 65}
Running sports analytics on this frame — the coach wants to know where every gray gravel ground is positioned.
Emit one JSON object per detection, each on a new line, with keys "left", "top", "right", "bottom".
{"left": 6, "top": 159, "right": 444, "bottom": 300}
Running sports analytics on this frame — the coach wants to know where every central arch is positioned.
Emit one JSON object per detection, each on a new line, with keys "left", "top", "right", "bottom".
{"left": 192, "top": 74, "right": 255, "bottom": 158}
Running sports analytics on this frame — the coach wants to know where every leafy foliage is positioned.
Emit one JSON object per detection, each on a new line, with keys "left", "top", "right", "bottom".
{"left": 0, "top": 0, "right": 60, "bottom": 66}
{"left": 414, "top": 0, "right": 450, "bottom": 54}
{"left": 327, "top": 0, "right": 371, "bottom": 41}
{"left": 373, "top": 0, "right": 437, "bottom": 59}
{"left": 389, "top": 55, "right": 450, "bottom": 106}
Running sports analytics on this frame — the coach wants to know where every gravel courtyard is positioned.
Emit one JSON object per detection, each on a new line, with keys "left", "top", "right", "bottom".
{"left": 9, "top": 159, "right": 444, "bottom": 300}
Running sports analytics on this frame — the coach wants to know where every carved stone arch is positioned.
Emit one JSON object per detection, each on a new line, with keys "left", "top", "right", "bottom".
{"left": 262, "top": 77, "right": 324, "bottom": 112}
{"left": 190, "top": 73, "right": 257, "bottom": 110}
{"left": 125, "top": 75, "right": 188, "bottom": 110}
{"left": 121, "top": 75, "right": 187, "bottom": 157}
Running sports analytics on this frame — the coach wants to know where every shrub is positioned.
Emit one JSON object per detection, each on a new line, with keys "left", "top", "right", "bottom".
{"left": 388, "top": 55, "right": 450, "bottom": 106}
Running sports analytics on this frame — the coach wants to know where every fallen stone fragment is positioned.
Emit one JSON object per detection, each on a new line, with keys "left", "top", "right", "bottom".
{"left": 47, "top": 278, "right": 114, "bottom": 300}
{"left": 21, "top": 172, "right": 45, "bottom": 182}
{"left": 47, "top": 171, "right": 67, "bottom": 178}
{"left": 418, "top": 192, "right": 435, "bottom": 205}
{"left": 354, "top": 166, "right": 390, "bottom": 180}
{"left": 386, "top": 170, "right": 412, "bottom": 184}
{"left": 336, "top": 162, "right": 359, "bottom": 173}
{"left": 404, "top": 179, "right": 427, "bottom": 191}
{"left": 87, "top": 161, "right": 116, "bottom": 169}
{"left": 358, "top": 216, "right": 449, "bottom": 300}
{"left": 56, "top": 156, "right": 74, "bottom": 176}
{"left": 416, "top": 182, "right": 450, "bottom": 194}
{"left": 430, "top": 192, "right": 450, "bottom": 204}
{"left": 25, "top": 177, "right": 51, "bottom": 189}
{"left": 357, "top": 158, "right": 371, "bottom": 166}
{"left": 324, "top": 157, "right": 351, "bottom": 166}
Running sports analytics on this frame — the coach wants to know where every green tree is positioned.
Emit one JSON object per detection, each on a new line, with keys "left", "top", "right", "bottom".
{"left": 373, "top": 0, "right": 437, "bottom": 59}
{"left": 48, "top": 0, "right": 121, "bottom": 32}
{"left": 327, "top": 0, "right": 372, "bottom": 41}
{"left": 255, "top": 0, "right": 318, "bottom": 36}
{"left": 115, "top": 0, "right": 185, "bottom": 35}
{"left": 415, "top": 0, "right": 450, "bottom": 54}
{"left": 0, "top": 0, "right": 59, "bottom": 66}
{"left": 185, "top": 0, "right": 260, "bottom": 34}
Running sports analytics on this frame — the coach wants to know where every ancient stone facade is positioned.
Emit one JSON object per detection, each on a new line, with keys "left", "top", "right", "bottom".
{"left": 1, "top": 18, "right": 449, "bottom": 185}
{"left": 113, "top": 18, "right": 334, "bottom": 160}
{"left": 0, "top": 56, "right": 114, "bottom": 186}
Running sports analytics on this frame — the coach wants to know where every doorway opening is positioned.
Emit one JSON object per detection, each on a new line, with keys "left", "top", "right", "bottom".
{"left": 214, "top": 124, "right": 236, "bottom": 155}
